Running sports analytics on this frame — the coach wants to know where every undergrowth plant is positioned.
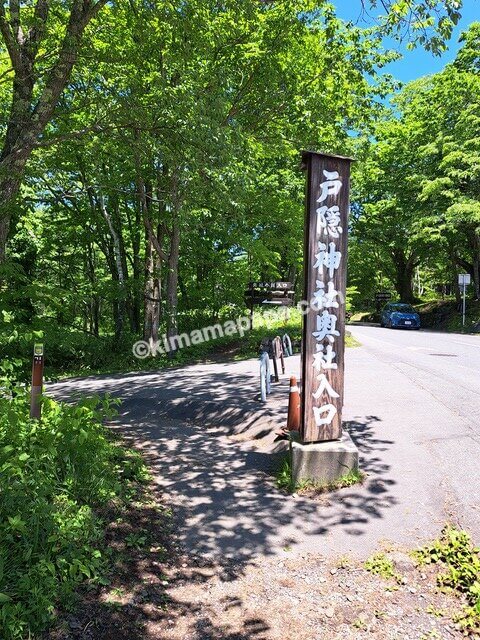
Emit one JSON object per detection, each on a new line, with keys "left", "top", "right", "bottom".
{"left": 0, "top": 359, "right": 149, "bottom": 639}
{"left": 364, "top": 552, "right": 401, "bottom": 583}
{"left": 414, "top": 526, "right": 480, "bottom": 635}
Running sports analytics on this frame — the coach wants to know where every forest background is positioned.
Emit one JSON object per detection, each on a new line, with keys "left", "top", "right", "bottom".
{"left": 0, "top": 0, "right": 478, "bottom": 377}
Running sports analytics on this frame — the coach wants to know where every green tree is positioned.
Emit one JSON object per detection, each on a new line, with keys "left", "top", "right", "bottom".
{"left": 352, "top": 22, "right": 480, "bottom": 305}
{"left": 0, "top": 0, "right": 108, "bottom": 263}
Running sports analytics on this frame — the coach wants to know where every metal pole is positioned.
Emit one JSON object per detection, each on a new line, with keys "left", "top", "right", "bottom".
{"left": 30, "top": 343, "right": 44, "bottom": 419}
{"left": 275, "top": 335, "right": 285, "bottom": 374}
{"left": 248, "top": 254, "right": 254, "bottom": 331}
{"left": 463, "top": 283, "right": 466, "bottom": 326}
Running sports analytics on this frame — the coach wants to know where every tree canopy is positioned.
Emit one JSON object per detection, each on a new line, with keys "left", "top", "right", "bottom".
{"left": 350, "top": 21, "right": 480, "bottom": 304}
{"left": 0, "top": 1, "right": 477, "bottom": 373}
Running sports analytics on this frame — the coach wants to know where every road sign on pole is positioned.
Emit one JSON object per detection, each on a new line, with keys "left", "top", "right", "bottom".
{"left": 375, "top": 292, "right": 392, "bottom": 300}
{"left": 458, "top": 274, "right": 471, "bottom": 326}
{"left": 300, "top": 151, "right": 353, "bottom": 443}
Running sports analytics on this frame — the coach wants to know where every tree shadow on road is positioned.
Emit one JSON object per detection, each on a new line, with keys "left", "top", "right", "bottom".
{"left": 48, "top": 365, "right": 400, "bottom": 639}
{"left": 43, "top": 492, "right": 273, "bottom": 640}
{"left": 103, "top": 401, "right": 398, "bottom": 562}
{"left": 309, "top": 416, "right": 397, "bottom": 537}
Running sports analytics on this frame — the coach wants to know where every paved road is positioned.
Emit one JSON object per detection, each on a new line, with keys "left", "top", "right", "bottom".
{"left": 51, "top": 327, "right": 480, "bottom": 565}
{"left": 346, "top": 325, "right": 480, "bottom": 536}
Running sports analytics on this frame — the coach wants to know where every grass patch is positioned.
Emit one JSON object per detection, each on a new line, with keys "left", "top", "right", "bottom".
{"left": 349, "top": 311, "right": 375, "bottom": 323}
{"left": 345, "top": 333, "right": 361, "bottom": 348}
{"left": 365, "top": 552, "right": 401, "bottom": 583}
{"left": 276, "top": 456, "right": 296, "bottom": 493}
{"left": 275, "top": 453, "right": 364, "bottom": 495}
{"left": 0, "top": 362, "right": 151, "bottom": 640}
{"left": 297, "top": 468, "right": 365, "bottom": 495}
{"left": 413, "top": 525, "right": 480, "bottom": 635}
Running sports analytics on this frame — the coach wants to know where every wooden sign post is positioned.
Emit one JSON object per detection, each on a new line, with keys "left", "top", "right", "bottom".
{"left": 30, "top": 343, "right": 44, "bottom": 419}
{"left": 300, "top": 151, "right": 353, "bottom": 443}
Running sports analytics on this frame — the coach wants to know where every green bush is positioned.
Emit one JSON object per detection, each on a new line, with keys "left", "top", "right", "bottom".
{"left": 0, "top": 362, "right": 145, "bottom": 639}
{"left": 414, "top": 526, "right": 480, "bottom": 634}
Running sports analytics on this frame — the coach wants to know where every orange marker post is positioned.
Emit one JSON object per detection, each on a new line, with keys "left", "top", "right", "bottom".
{"left": 286, "top": 376, "right": 301, "bottom": 431}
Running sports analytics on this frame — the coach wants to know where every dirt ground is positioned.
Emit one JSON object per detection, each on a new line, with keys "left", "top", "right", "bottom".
{"left": 45, "top": 484, "right": 475, "bottom": 640}
{"left": 157, "top": 552, "right": 472, "bottom": 640}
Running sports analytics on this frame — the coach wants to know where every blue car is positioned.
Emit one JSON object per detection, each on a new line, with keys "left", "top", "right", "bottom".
{"left": 381, "top": 303, "right": 421, "bottom": 329}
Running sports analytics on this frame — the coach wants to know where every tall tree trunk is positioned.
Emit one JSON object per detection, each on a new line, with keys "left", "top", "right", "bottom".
{"left": 0, "top": 0, "right": 108, "bottom": 262}
{"left": 113, "top": 196, "right": 133, "bottom": 333}
{"left": 0, "top": 216, "right": 10, "bottom": 266}
{"left": 165, "top": 170, "right": 182, "bottom": 353}
{"left": 86, "top": 240, "right": 100, "bottom": 337}
{"left": 393, "top": 250, "right": 416, "bottom": 303}
{"left": 98, "top": 191, "right": 126, "bottom": 340}
{"left": 473, "top": 231, "right": 480, "bottom": 300}
{"left": 166, "top": 214, "right": 180, "bottom": 353}
{"left": 131, "top": 202, "right": 142, "bottom": 334}
{"left": 134, "top": 144, "right": 170, "bottom": 343}
{"left": 0, "top": 154, "right": 29, "bottom": 263}
{"left": 446, "top": 241, "right": 461, "bottom": 304}
{"left": 143, "top": 231, "right": 162, "bottom": 343}
{"left": 136, "top": 173, "right": 162, "bottom": 342}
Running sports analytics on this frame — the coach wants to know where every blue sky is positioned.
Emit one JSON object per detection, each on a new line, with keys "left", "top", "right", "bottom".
{"left": 335, "top": 0, "right": 479, "bottom": 82}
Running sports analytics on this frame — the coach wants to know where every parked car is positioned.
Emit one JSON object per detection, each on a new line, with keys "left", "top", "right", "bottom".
{"left": 381, "top": 303, "right": 421, "bottom": 329}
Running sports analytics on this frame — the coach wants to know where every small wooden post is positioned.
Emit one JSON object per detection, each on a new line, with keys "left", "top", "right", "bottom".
{"left": 300, "top": 151, "right": 353, "bottom": 443}
{"left": 30, "top": 343, "right": 44, "bottom": 419}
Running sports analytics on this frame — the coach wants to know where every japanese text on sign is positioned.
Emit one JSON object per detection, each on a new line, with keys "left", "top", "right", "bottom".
{"left": 312, "top": 170, "right": 343, "bottom": 428}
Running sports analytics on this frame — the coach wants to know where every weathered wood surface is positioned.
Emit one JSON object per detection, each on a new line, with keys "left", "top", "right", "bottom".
{"left": 301, "top": 151, "right": 352, "bottom": 443}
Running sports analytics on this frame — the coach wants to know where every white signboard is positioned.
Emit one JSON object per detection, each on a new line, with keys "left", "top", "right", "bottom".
{"left": 458, "top": 274, "right": 471, "bottom": 286}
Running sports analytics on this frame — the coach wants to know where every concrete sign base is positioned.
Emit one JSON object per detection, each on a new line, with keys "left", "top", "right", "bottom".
{"left": 290, "top": 432, "right": 359, "bottom": 485}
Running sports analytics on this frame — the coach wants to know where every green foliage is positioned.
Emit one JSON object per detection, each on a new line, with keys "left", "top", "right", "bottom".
{"left": 414, "top": 526, "right": 480, "bottom": 634}
{"left": 350, "top": 22, "right": 480, "bottom": 310}
{"left": 296, "top": 468, "right": 365, "bottom": 494}
{"left": 275, "top": 455, "right": 296, "bottom": 493}
{"left": 1, "top": 0, "right": 403, "bottom": 376}
{"left": 124, "top": 531, "right": 148, "bottom": 550}
{"left": 0, "top": 312, "right": 143, "bottom": 380}
{"left": 368, "top": 0, "right": 464, "bottom": 55}
{"left": 345, "top": 286, "right": 360, "bottom": 315}
{"left": 237, "top": 308, "right": 302, "bottom": 357}
{"left": 365, "top": 552, "right": 401, "bottom": 582}
{"left": 0, "top": 1, "right": 471, "bottom": 370}
{"left": 0, "top": 364, "right": 148, "bottom": 639}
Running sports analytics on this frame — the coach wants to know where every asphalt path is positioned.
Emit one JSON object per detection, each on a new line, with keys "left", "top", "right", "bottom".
{"left": 51, "top": 327, "right": 480, "bottom": 564}
{"left": 346, "top": 325, "right": 480, "bottom": 538}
